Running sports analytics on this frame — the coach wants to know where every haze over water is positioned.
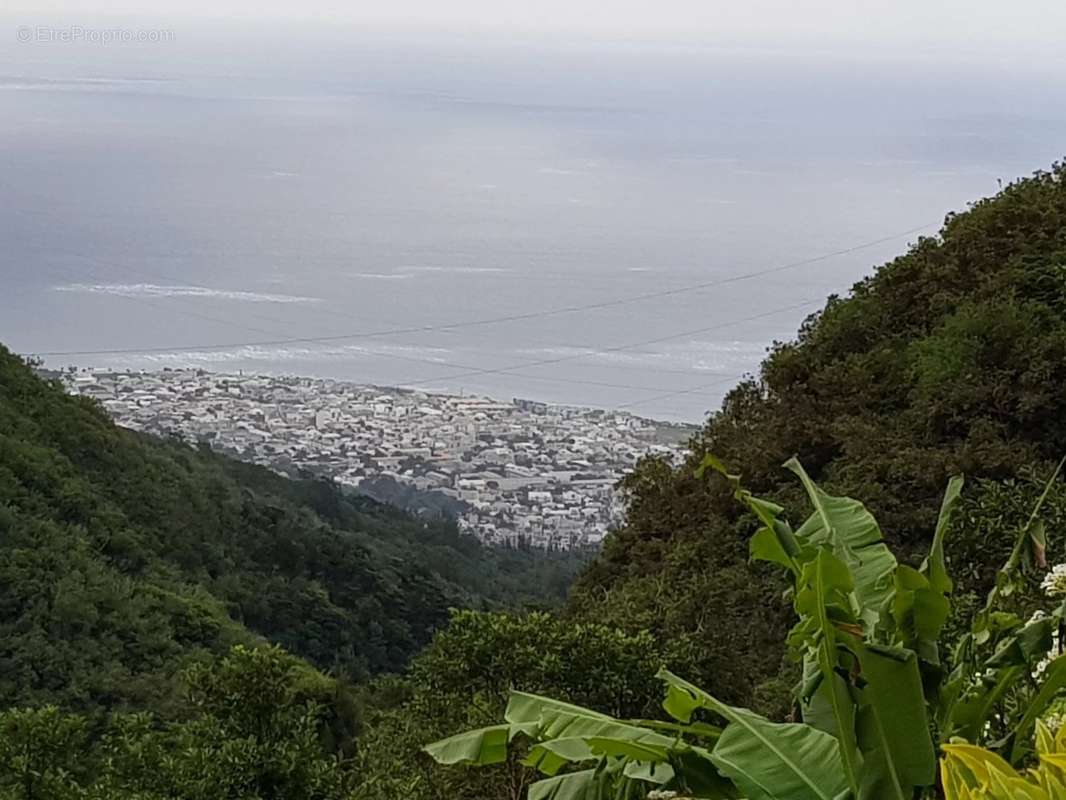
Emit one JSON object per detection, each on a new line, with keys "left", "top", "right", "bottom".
{"left": 3, "top": 20, "right": 1065, "bottom": 420}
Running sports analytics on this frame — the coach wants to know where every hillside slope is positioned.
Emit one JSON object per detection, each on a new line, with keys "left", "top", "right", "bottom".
{"left": 570, "top": 163, "right": 1066, "bottom": 709}
{"left": 0, "top": 346, "right": 579, "bottom": 712}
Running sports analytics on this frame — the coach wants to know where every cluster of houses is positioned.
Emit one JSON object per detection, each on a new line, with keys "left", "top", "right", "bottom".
{"left": 59, "top": 368, "right": 687, "bottom": 549}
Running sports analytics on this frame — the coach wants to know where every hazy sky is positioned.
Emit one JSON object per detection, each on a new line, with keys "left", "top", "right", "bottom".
{"left": 6, "top": 0, "right": 1066, "bottom": 52}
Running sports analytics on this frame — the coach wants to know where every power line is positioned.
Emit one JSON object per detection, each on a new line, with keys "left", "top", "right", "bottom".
{"left": 30, "top": 252, "right": 755, "bottom": 379}
{"left": 22, "top": 221, "right": 930, "bottom": 412}
{"left": 48, "top": 296, "right": 814, "bottom": 399}
{"left": 392, "top": 298, "right": 820, "bottom": 389}
{"left": 619, "top": 373, "right": 757, "bottom": 411}
{"left": 29, "top": 221, "right": 936, "bottom": 358}
{"left": 337, "top": 345, "right": 739, "bottom": 395}
{"left": 23, "top": 252, "right": 789, "bottom": 394}
{"left": 28, "top": 250, "right": 814, "bottom": 397}
{"left": 196, "top": 338, "right": 743, "bottom": 396}
{"left": 20, "top": 252, "right": 802, "bottom": 398}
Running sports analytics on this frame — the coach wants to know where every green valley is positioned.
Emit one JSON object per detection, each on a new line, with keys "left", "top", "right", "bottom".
{"left": 5, "top": 163, "right": 1066, "bottom": 799}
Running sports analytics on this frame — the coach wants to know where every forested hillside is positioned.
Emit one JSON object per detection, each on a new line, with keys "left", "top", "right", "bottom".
{"left": 352, "top": 165, "right": 1066, "bottom": 800}
{"left": 0, "top": 344, "right": 580, "bottom": 714}
{"left": 568, "top": 163, "right": 1066, "bottom": 711}
{"left": 6, "top": 164, "right": 1066, "bottom": 800}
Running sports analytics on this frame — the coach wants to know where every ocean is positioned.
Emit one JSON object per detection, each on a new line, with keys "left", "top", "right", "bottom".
{"left": 3, "top": 19, "right": 1065, "bottom": 421}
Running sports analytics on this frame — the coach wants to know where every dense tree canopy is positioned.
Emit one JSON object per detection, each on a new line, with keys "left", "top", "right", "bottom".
{"left": 0, "top": 645, "right": 356, "bottom": 800}
{"left": 0, "top": 344, "right": 581, "bottom": 714}
{"left": 569, "top": 163, "right": 1066, "bottom": 711}
{"left": 353, "top": 610, "right": 666, "bottom": 800}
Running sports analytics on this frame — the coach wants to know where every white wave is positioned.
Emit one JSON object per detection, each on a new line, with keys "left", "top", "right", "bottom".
{"left": 733, "top": 168, "right": 778, "bottom": 177}
{"left": 514, "top": 340, "right": 764, "bottom": 371}
{"left": 52, "top": 283, "right": 321, "bottom": 303}
{"left": 347, "top": 273, "right": 412, "bottom": 280}
{"left": 398, "top": 266, "right": 511, "bottom": 275}
{"left": 0, "top": 76, "right": 170, "bottom": 92}
{"left": 104, "top": 342, "right": 454, "bottom": 366}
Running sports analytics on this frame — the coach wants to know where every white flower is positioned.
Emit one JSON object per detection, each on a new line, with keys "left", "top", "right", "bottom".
{"left": 1041, "top": 564, "right": 1066, "bottom": 598}
{"left": 1029, "top": 609, "right": 1049, "bottom": 625}
{"left": 1035, "top": 656, "right": 1053, "bottom": 679}
{"left": 1035, "top": 632, "right": 1062, "bottom": 680}
{"left": 1046, "top": 711, "right": 1066, "bottom": 736}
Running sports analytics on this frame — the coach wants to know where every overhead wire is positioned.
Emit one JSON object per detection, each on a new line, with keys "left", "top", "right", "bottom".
{"left": 29, "top": 221, "right": 936, "bottom": 358}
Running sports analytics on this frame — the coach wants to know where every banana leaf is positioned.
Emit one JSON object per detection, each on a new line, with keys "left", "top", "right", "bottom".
{"left": 659, "top": 669, "right": 850, "bottom": 800}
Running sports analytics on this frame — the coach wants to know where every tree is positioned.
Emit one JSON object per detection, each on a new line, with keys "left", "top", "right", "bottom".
{"left": 0, "top": 706, "right": 87, "bottom": 800}
{"left": 97, "top": 645, "right": 352, "bottom": 800}
{"left": 426, "top": 458, "right": 1066, "bottom": 799}
{"left": 571, "top": 164, "right": 1066, "bottom": 712}
{"left": 355, "top": 610, "right": 665, "bottom": 800}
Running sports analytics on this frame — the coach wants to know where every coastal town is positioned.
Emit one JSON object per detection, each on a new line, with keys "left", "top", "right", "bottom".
{"left": 57, "top": 368, "right": 689, "bottom": 550}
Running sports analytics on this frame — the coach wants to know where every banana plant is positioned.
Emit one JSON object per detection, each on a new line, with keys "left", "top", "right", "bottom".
{"left": 700, "top": 456, "right": 947, "bottom": 800}
{"left": 425, "top": 457, "right": 1066, "bottom": 799}
{"left": 425, "top": 679, "right": 847, "bottom": 800}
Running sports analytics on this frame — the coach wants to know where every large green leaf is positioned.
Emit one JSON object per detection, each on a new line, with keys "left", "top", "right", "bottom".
{"left": 534, "top": 712, "right": 673, "bottom": 747}
{"left": 506, "top": 691, "right": 611, "bottom": 725}
{"left": 792, "top": 549, "right": 862, "bottom": 794}
{"left": 891, "top": 565, "right": 951, "bottom": 667}
{"left": 785, "top": 458, "right": 897, "bottom": 630}
{"left": 672, "top": 749, "right": 743, "bottom": 799}
{"left": 525, "top": 737, "right": 598, "bottom": 776}
{"left": 848, "top": 641, "right": 937, "bottom": 799}
{"left": 749, "top": 525, "right": 798, "bottom": 573}
{"left": 507, "top": 692, "right": 678, "bottom": 777}
{"left": 700, "top": 454, "right": 801, "bottom": 575}
{"left": 921, "top": 475, "right": 964, "bottom": 595}
{"left": 523, "top": 713, "right": 675, "bottom": 776}
{"left": 528, "top": 769, "right": 599, "bottom": 800}
{"left": 423, "top": 724, "right": 513, "bottom": 766}
{"left": 712, "top": 719, "right": 852, "bottom": 800}
{"left": 585, "top": 736, "right": 669, "bottom": 762}
{"left": 622, "top": 759, "right": 675, "bottom": 784}
{"left": 799, "top": 662, "right": 850, "bottom": 739}
{"left": 659, "top": 669, "right": 850, "bottom": 800}
{"left": 890, "top": 475, "right": 963, "bottom": 669}
{"left": 627, "top": 718, "right": 723, "bottom": 741}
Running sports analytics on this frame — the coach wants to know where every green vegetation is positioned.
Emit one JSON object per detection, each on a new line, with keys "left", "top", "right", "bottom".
{"left": 0, "top": 645, "right": 354, "bottom": 799}
{"left": 428, "top": 458, "right": 1066, "bottom": 799}
{"left": 416, "top": 163, "right": 1066, "bottom": 796}
{"left": 570, "top": 163, "right": 1066, "bottom": 711}
{"left": 353, "top": 610, "right": 666, "bottom": 800}
{"left": 940, "top": 729, "right": 1066, "bottom": 799}
{"left": 5, "top": 163, "right": 1066, "bottom": 798}
{"left": 0, "top": 342, "right": 581, "bottom": 715}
